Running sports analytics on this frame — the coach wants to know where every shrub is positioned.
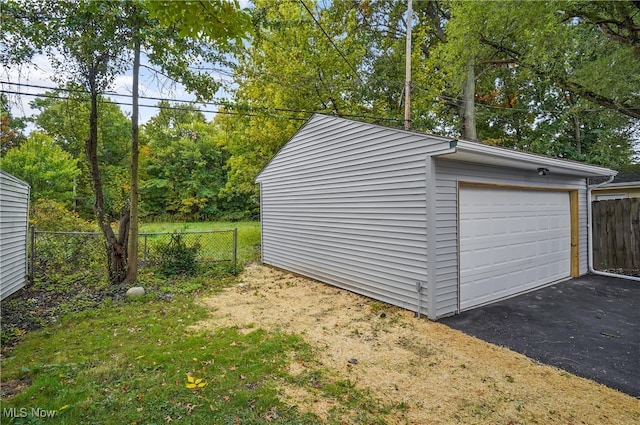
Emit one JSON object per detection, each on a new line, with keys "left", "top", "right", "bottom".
{"left": 30, "top": 199, "right": 96, "bottom": 232}
{"left": 157, "top": 233, "right": 201, "bottom": 276}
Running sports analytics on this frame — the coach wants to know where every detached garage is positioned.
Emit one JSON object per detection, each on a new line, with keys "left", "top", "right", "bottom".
{"left": 256, "top": 114, "right": 616, "bottom": 319}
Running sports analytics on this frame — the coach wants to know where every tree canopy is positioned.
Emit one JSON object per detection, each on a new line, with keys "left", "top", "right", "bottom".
{"left": 430, "top": 0, "right": 639, "bottom": 165}
{"left": 1, "top": 0, "right": 638, "bottom": 228}
{"left": 140, "top": 102, "right": 229, "bottom": 219}
{"left": 1, "top": 132, "right": 80, "bottom": 205}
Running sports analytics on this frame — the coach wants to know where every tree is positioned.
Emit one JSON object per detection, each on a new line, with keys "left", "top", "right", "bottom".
{"left": 0, "top": 93, "right": 27, "bottom": 156}
{"left": 123, "top": 0, "right": 249, "bottom": 284}
{"left": 213, "top": 1, "right": 449, "bottom": 210}
{"left": 31, "top": 93, "right": 131, "bottom": 218}
{"left": 430, "top": 0, "right": 639, "bottom": 165}
{"left": 141, "top": 103, "right": 228, "bottom": 219}
{"left": 1, "top": 132, "right": 80, "bottom": 205}
{"left": 1, "top": 0, "right": 139, "bottom": 282}
{"left": 2, "top": 0, "right": 249, "bottom": 284}
{"left": 126, "top": 11, "right": 142, "bottom": 285}
{"left": 215, "top": 0, "right": 375, "bottom": 211}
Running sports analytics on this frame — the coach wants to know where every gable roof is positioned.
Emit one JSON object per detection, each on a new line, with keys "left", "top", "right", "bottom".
{"left": 255, "top": 114, "right": 452, "bottom": 182}
{"left": 256, "top": 114, "right": 617, "bottom": 181}
{"left": 0, "top": 170, "right": 30, "bottom": 188}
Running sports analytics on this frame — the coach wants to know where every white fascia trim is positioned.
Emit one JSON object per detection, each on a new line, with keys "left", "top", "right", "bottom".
{"left": 454, "top": 140, "right": 617, "bottom": 177}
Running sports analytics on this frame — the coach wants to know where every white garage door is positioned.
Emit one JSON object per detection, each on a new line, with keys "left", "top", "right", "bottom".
{"left": 459, "top": 186, "right": 571, "bottom": 310}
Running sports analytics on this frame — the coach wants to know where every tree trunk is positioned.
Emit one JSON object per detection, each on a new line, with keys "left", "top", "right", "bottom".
{"left": 459, "top": 59, "right": 478, "bottom": 140}
{"left": 566, "top": 92, "right": 582, "bottom": 155}
{"left": 573, "top": 114, "right": 582, "bottom": 155}
{"left": 86, "top": 66, "right": 127, "bottom": 284}
{"left": 124, "top": 33, "right": 141, "bottom": 285}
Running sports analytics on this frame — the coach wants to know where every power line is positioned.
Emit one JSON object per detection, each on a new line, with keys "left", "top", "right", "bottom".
{"left": 0, "top": 89, "right": 308, "bottom": 121}
{"left": 2, "top": 80, "right": 234, "bottom": 107}
{"left": 0, "top": 80, "right": 391, "bottom": 120}
{"left": 1, "top": 82, "right": 404, "bottom": 123}
{"left": 5, "top": 78, "right": 622, "bottom": 120}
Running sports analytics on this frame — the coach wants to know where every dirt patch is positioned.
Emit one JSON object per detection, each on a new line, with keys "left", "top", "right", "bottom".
{"left": 0, "top": 278, "right": 116, "bottom": 353}
{"left": 195, "top": 264, "right": 640, "bottom": 424}
{"left": 0, "top": 377, "right": 30, "bottom": 398}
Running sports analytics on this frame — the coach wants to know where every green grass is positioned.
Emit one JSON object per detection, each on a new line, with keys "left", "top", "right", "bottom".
{"left": 140, "top": 221, "right": 261, "bottom": 264}
{"left": 0, "top": 296, "right": 318, "bottom": 424}
{"left": 0, "top": 293, "right": 399, "bottom": 424}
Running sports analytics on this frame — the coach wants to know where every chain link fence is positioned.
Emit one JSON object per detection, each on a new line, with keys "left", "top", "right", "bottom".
{"left": 29, "top": 227, "right": 237, "bottom": 282}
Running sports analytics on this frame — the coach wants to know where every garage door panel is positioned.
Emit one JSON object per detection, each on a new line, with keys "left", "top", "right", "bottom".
{"left": 462, "top": 254, "right": 565, "bottom": 284}
{"left": 460, "top": 187, "right": 571, "bottom": 310}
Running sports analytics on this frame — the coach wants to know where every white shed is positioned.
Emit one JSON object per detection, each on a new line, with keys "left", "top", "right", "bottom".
{"left": 255, "top": 114, "right": 616, "bottom": 319}
{"left": 0, "top": 170, "right": 31, "bottom": 300}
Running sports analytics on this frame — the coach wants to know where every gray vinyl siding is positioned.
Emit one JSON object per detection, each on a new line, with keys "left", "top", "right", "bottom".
{"left": 258, "top": 115, "right": 451, "bottom": 314}
{"left": 433, "top": 158, "right": 590, "bottom": 318}
{"left": 0, "top": 171, "right": 30, "bottom": 300}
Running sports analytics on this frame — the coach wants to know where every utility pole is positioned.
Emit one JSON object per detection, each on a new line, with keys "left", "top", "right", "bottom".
{"left": 404, "top": 0, "right": 413, "bottom": 130}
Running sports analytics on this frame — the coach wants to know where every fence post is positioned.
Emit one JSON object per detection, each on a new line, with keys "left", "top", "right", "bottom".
{"left": 29, "top": 225, "right": 35, "bottom": 284}
{"left": 143, "top": 234, "right": 148, "bottom": 266}
{"left": 232, "top": 228, "right": 238, "bottom": 268}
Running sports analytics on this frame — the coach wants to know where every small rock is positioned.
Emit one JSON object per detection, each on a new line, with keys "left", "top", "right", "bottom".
{"left": 126, "top": 287, "right": 145, "bottom": 298}
{"left": 379, "top": 313, "right": 386, "bottom": 318}
{"left": 348, "top": 358, "right": 358, "bottom": 365}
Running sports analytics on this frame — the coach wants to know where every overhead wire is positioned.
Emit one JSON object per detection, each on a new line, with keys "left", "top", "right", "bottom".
{"left": 5, "top": 77, "right": 616, "bottom": 124}
{"left": 7, "top": 0, "right": 626, "bottom": 123}
{"left": 1, "top": 81, "right": 404, "bottom": 123}
{"left": 0, "top": 88, "right": 308, "bottom": 121}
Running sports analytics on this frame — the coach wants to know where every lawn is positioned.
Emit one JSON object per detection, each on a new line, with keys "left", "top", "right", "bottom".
{"left": 0, "top": 296, "right": 327, "bottom": 423}
{"left": 0, "top": 284, "right": 392, "bottom": 423}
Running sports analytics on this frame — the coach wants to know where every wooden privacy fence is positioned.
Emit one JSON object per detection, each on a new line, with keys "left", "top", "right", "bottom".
{"left": 592, "top": 198, "right": 640, "bottom": 270}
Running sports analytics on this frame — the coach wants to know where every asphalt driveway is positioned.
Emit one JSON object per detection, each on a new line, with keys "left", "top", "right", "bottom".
{"left": 441, "top": 274, "right": 640, "bottom": 398}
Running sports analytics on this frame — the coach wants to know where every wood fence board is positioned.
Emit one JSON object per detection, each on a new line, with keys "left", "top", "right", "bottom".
{"left": 592, "top": 198, "right": 640, "bottom": 270}
{"left": 631, "top": 200, "right": 640, "bottom": 268}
